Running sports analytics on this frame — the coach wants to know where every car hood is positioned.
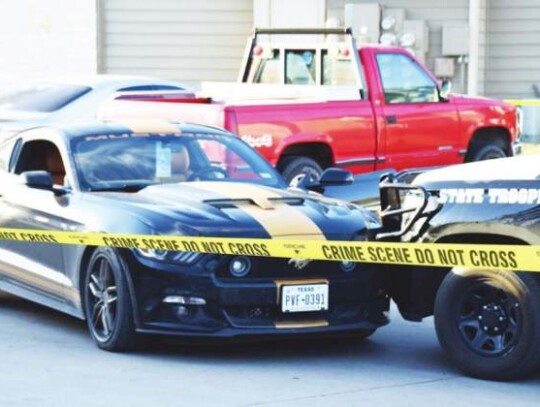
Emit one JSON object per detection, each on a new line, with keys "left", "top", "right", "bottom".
{"left": 451, "top": 94, "right": 513, "bottom": 109}
{"left": 414, "top": 155, "right": 540, "bottom": 186}
{"left": 83, "top": 181, "right": 376, "bottom": 240}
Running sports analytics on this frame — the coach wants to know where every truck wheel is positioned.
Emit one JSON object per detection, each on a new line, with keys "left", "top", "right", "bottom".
{"left": 470, "top": 144, "right": 507, "bottom": 161}
{"left": 83, "top": 247, "right": 139, "bottom": 352}
{"left": 434, "top": 269, "right": 540, "bottom": 380}
{"left": 280, "top": 156, "right": 322, "bottom": 186}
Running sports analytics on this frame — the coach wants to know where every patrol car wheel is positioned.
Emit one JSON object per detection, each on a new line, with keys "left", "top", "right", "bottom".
{"left": 280, "top": 156, "right": 322, "bottom": 186}
{"left": 84, "top": 247, "right": 138, "bottom": 352}
{"left": 434, "top": 269, "right": 540, "bottom": 380}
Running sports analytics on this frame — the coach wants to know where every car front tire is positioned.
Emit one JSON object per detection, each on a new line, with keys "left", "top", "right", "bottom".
{"left": 83, "top": 247, "right": 138, "bottom": 352}
{"left": 434, "top": 269, "right": 540, "bottom": 380}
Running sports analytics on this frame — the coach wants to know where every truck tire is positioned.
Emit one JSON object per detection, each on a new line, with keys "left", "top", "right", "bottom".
{"left": 280, "top": 156, "right": 322, "bottom": 186}
{"left": 434, "top": 269, "right": 540, "bottom": 380}
{"left": 470, "top": 144, "right": 507, "bottom": 161}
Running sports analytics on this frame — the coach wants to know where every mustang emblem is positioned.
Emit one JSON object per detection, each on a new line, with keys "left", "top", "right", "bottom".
{"left": 288, "top": 258, "right": 312, "bottom": 270}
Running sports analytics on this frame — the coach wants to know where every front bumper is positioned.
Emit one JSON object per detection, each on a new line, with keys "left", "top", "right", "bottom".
{"left": 512, "top": 140, "right": 522, "bottom": 156}
{"left": 126, "top": 253, "right": 390, "bottom": 338}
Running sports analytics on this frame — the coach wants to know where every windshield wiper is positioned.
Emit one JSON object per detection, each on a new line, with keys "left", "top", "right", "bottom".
{"left": 89, "top": 184, "right": 153, "bottom": 192}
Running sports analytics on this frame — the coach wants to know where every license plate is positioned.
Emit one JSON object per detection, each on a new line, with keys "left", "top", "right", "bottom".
{"left": 281, "top": 284, "right": 328, "bottom": 313}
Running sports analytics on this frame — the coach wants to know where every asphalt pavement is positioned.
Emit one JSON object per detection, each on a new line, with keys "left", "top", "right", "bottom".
{"left": 0, "top": 293, "right": 538, "bottom": 407}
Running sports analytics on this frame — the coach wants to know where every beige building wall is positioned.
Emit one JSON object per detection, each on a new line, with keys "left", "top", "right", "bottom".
{"left": 98, "top": 0, "right": 253, "bottom": 88}
{"left": 484, "top": 0, "right": 540, "bottom": 99}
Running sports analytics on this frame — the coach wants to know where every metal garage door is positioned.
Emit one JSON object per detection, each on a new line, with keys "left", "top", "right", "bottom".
{"left": 98, "top": 0, "right": 253, "bottom": 88}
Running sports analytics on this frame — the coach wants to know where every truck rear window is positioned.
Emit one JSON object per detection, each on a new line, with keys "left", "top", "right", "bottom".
{"left": 322, "top": 50, "right": 356, "bottom": 86}
{"left": 246, "top": 46, "right": 358, "bottom": 87}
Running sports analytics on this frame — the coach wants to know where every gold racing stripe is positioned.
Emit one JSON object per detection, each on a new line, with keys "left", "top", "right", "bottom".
{"left": 190, "top": 182, "right": 326, "bottom": 240}
{"left": 120, "top": 119, "right": 182, "bottom": 135}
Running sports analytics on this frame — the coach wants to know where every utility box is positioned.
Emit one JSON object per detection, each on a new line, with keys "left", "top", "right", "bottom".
{"left": 442, "top": 24, "right": 470, "bottom": 56}
{"left": 435, "top": 58, "right": 456, "bottom": 78}
{"left": 344, "top": 3, "right": 381, "bottom": 44}
{"left": 381, "top": 8, "right": 405, "bottom": 34}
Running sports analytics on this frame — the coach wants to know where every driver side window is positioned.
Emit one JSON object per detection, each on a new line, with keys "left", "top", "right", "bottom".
{"left": 14, "top": 140, "right": 66, "bottom": 186}
{"left": 376, "top": 53, "right": 439, "bottom": 104}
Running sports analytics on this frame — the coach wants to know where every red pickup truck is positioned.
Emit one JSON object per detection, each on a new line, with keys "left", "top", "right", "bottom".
{"left": 101, "top": 28, "right": 521, "bottom": 184}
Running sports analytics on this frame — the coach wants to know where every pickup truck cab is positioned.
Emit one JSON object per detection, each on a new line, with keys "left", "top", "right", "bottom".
{"left": 101, "top": 28, "right": 521, "bottom": 184}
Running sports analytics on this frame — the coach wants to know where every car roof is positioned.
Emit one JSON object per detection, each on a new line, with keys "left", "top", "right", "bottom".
{"left": 14, "top": 74, "right": 185, "bottom": 88}
{"left": 33, "top": 121, "right": 232, "bottom": 140}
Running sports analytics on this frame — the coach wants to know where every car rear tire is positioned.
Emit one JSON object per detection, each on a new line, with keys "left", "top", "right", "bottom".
{"left": 470, "top": 144, "right": 507, "bottom": 161}
{"left": 83, "top": 247, "right": 139, "bottom": 352}
{"left": 280, "top": 156, "right": 323, "bottom": 186}
{"left": 434, "top": 269, "right": 540, "bottom": 380}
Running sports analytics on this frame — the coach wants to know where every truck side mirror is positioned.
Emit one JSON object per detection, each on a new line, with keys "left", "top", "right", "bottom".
{"left": 439, "top": 80, "right": 452, "bottom": 101}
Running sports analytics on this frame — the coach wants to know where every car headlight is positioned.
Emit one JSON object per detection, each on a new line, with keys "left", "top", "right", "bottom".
{"left": 135, "top": 248, "right": 201, "bottom": 264}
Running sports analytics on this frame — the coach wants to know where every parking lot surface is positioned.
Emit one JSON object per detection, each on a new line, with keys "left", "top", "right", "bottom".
{"left": 0, "top": 294, "right": 537, "bottom": 407}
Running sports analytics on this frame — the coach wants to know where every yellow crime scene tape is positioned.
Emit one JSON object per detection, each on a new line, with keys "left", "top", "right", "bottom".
{"left": 0, "top": 227, "right": 539, "bottom": 272}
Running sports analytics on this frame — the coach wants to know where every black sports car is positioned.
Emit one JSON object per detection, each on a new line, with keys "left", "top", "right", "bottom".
{"left": 0, "top": 121, "right": 389, "bottom": 350}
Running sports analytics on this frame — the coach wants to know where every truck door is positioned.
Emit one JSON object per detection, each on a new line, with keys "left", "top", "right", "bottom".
{"left": 374, "top": 52, "right": 461, "bottom": 171}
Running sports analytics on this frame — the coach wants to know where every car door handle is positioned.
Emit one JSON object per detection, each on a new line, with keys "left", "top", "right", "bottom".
{"left": 386, "top": 116, "right": 398, "bottom": 124}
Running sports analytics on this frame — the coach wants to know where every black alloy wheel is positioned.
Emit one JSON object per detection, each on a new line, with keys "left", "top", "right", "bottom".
{"left": 434, "top": 269, "right": 540, "bottom": 380}
{"left": 457, "top": 283, "right": 519, "bottom": 357}
{"left": 87, "top": 254, "right": 118, "bottom": 342}
{"left": 84, "top": 247, "right": 138, "bottom": 351}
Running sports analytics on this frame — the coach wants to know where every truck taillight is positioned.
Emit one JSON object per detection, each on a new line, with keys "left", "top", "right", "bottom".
{"left": 253, "top": 45, "right": 263, "bottom": 56}
{"left": 223, "top": 107, "right": 238, "bottom": 134}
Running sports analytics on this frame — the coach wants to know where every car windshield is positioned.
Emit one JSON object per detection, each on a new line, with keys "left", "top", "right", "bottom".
{"left": 71, "top": 132, "right": 285, "bottom": 191}
{"left": 0, "top": 83, "right": 91, "bottom": 113}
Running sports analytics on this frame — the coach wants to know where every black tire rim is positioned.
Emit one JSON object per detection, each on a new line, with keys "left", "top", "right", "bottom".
{"left": 86, "top": 255, "right": 118, "bottom": 342}
{"left": 458, "top": 281, "right": 521, "bottom": 357}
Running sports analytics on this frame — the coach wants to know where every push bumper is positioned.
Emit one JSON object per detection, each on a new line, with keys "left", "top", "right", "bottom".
{"left": 512, "top": 140, "right": 522, "bottom": 156}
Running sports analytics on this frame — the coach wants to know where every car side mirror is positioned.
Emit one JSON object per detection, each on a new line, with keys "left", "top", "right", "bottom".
{"left": 439, "top": 80, "right": 452, "bottom": 102}
{"left": 20, "top": 171, "right": 54, "bottom": 190}
{"left": 319, "top": 168, "right": 354, "bottom": 187}
{"left": 297, "top": 167, "right": 353, "bottom": 192}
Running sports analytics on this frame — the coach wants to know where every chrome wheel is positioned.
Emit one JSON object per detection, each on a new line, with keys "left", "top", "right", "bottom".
{"left": 87, "top": 256, "right": 118, "bottom": 342}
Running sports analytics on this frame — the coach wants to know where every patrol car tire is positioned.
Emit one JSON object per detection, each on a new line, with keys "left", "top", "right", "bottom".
{"left": 470, "top": 144, "right": 507, "bottom": 161}
{"left": 434, "top": 269, "right": 540, "bottom": 380}
{"left": 280, "top": 156, "right": 322, "bottom": 186}
{"left": 83, "top": 247, "right": 139, "bottom": 352}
